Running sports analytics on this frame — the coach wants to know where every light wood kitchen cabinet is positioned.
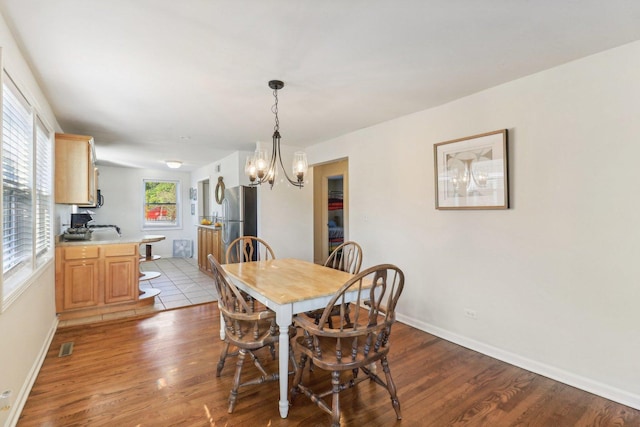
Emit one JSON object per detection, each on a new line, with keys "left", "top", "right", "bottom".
{"left": 55, "top": 243, "right": 140, "bottom": 313}
{"left": 104, "top": 244, "right": 139, "bottom": 304}
{"left": 61, "top": 246, "right": 100, "bottom": 310}
{"left": 55, "top": 133, "right": 98, "bottom": 205}
{"left": 198, "top": 226, "right": 222, "bottom": 276}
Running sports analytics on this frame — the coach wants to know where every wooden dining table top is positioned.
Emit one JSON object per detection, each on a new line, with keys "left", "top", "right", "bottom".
{"left": 222, "top": 258, "right": 355, "bottom": 305}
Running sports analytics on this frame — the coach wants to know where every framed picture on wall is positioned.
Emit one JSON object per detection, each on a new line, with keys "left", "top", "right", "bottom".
{"left": 434, "top": 129, "right": 509, "bottom": 210}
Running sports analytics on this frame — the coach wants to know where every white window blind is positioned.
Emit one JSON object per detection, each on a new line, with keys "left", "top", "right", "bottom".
{"left": 35, "top": 117, "right": 52, "bottom": 265}
{"left": 1, "top": 71, "right": 53, "bottom": 308}
{"left": 2, "top": 75, "right": 33, "bottom": 285}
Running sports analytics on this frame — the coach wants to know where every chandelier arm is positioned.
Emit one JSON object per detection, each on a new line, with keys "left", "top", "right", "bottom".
{"left": 267, "top": 136, "right": 278, "bottom": 188}
{"left": 275, "top": 133, "right": 302, "bottom": 187}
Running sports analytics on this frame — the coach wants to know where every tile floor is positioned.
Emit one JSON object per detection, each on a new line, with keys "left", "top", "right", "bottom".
{"left": 57, "top": 257, "right": 217, "bottom": 328}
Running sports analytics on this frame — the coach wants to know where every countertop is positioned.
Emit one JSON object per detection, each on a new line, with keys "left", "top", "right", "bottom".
{"left": 197, "top": 224, "right": 221, "bottom": 230}
{"left": 56, "top": 231, "right": 166, "bottom": 247}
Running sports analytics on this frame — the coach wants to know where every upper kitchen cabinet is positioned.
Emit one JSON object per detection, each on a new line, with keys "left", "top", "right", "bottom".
{"left": 55, "top": 133, "right": 98, "bottom": 205}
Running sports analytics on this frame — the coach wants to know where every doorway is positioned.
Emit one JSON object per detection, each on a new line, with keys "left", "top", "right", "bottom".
{"left": 198, "top": 178, "right": 210, "bottom": 219}
{"left": 313, "top": 159, "right": 348, "bottom": 264}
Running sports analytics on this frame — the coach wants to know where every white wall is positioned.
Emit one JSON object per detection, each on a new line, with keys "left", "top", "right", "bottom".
{"left": 301, "top": 41, "right": 640, "bottom": 408}
{"left": 90, "top": 165, "right": 195, "bottom": 258}
{"left": 191, "top": 150, "right": 252, "bottom": 221}
{"left": 0, "top": 12, "right": 61, "bottom": 427}
{"left": 257, "top": 153, "right": 314, "bottom": 260}
{"left": 192, "top": 147, "right": 314, "bottom": 261}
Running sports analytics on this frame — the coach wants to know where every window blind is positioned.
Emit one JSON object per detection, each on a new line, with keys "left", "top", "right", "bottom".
{"left": 1, "top": 70, "right": 54, "bottom": 308}
{"left": 35, "top": 117, "right": 52, "bottom": 265}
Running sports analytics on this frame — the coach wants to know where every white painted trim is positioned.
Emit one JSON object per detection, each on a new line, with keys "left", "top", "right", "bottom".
{"left": 5, "top": 316, "right": 58, "bottom": 427}
{"left": 396, "top": 313, "right": 640, "bottom": 411}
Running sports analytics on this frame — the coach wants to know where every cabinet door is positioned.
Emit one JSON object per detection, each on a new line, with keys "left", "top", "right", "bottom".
{"left": 78, "top": 166, "right": 99, "bottom": 207}
{"left": 203, "top": 228, "right": 214, "bottom": 274}
{"left": 104, "top": 256, "right": 138, "bottom": 303}
{"left": 198, "top": 227, "right": 221, "bottom": 275}
{"left": 197, "top": 227, "right": 207, "bottom": 271}
{"left": 63, "top": 259, "right": 99, "bottom": 309}
{"left": 55, "top": 133, "right": 96, "bottom": 204}
{"left": 210, "top": 229, "right": 221, "bottom": 262}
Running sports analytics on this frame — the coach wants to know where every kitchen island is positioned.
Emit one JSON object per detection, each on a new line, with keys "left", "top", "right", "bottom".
{"left": 55, "top": 232, "right": 165, "bottom": 321}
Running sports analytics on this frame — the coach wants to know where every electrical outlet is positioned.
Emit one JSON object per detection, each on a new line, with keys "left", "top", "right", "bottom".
{"left": 0, "top": 390, "right": 11, "bottom": 411}
{"left": 464, "top": 308, "right": 478, "bottom": 320}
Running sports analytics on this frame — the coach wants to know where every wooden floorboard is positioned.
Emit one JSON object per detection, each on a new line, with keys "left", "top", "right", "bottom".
{"left": 17, "top": 303, "right": 640, "bottom": 426}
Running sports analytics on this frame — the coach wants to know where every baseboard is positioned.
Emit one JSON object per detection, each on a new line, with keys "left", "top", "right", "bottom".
{"left": 5, "top": 316, "right": 58, "bottom": 427}
{"left": 395, "top": 313, "right": 640, "bottom": 411}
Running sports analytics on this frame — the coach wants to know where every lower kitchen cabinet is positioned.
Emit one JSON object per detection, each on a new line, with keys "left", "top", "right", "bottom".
{"left": 56, "top": 243, "right": 140, "bottom": 313}
{"left": 63, "top": 256, "right": 100, "bottom": 309}
{"left": 104, "top": 244, "right": 139, "bottom": 304}
{"left": 198, "top": 226, "right": 222, "bottom": 276}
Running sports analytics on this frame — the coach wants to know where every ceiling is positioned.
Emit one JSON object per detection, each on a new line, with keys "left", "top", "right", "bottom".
{"left": 1, "top": 1, "right": 640, "bottom": 172}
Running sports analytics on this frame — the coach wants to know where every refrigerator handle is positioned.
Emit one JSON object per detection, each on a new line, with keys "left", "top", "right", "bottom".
{"left": 221, "top": 198, "right": 231, "bottom": 244}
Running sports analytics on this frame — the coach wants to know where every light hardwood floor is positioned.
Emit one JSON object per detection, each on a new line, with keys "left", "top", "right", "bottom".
{"left": 18, "top": 303, "right": 640, "bottom": 426}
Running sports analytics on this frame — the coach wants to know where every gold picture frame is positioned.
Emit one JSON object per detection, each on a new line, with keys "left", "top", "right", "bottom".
{"left": 434, "top": 129, "right": 509, "bottom": 210}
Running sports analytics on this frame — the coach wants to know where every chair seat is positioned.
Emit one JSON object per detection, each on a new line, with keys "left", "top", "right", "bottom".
{"left": 223, "top": 316, "right": 280, "bottom": 350}
{"left": 294, "top": 333, "right": 389, "bottom": 371}
{"left": 304, "top": 303, "right": 350, "bottom": 328}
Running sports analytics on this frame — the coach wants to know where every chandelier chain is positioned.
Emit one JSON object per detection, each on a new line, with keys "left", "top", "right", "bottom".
{"left": 272, "top": 87, "right": 280, "bottom": 133}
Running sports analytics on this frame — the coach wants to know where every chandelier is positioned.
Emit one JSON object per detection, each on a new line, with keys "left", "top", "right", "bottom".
{"left": 245, "top": 80, "right": 308, "bottom": 189}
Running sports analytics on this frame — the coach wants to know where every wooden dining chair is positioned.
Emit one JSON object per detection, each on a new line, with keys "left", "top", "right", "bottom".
{"left": 306, "top": 241, "right": 363, "bottom": 328}
{"left": 208, "top": 254, "right": 295, "bottom": 413}
{"left": 224, "top": 235, "right": 277, "bottom": 328}
{"left": 225, "top": 236, "right": 275, "bottom": 264}
{"left": 290, "top": 264, "right": 405, "bottom": 427}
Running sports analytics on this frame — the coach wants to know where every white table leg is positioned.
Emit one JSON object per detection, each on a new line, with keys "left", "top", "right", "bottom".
{"left": 275, "top": 305, "right": 293, "bottom": 418}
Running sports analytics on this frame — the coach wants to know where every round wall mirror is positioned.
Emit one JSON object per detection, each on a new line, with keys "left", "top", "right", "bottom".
{"left": 215, "top": 176, "right": 225, "bottom": 204}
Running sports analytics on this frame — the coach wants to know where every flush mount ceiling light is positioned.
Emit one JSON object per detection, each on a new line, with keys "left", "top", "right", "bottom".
{"left": 165, "top": 160, "right": 182, "bottom": 169}
{"left": 244, "top": 80, "right": 308, "bottom": 189}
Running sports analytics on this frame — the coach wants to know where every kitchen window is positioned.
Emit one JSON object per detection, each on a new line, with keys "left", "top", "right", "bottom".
{"left": 1, "top": 71, "right": 54, "bottom": 310}
{"left": 142, "top": 179, "right": 181, "bottom": 229}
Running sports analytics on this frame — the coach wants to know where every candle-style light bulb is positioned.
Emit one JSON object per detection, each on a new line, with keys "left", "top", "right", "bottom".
{"left": 292, "top": 151, "right": 308, "bottom": 183}
{"left": 245, "top": 156, "right": 257, "bottom": 182}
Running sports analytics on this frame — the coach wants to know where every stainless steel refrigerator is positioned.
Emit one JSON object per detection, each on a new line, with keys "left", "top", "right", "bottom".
{"left": 221, "top": 185, "right": 258, "bottom": 261}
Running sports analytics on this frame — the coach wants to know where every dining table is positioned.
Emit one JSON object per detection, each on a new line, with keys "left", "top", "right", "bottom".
{"left": 222, "top": 258, "right": 358, "bottom": 418}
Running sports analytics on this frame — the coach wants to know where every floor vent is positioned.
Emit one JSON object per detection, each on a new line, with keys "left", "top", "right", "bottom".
{"left": 58, "top": 342, "right": 74, "bottom": 357}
